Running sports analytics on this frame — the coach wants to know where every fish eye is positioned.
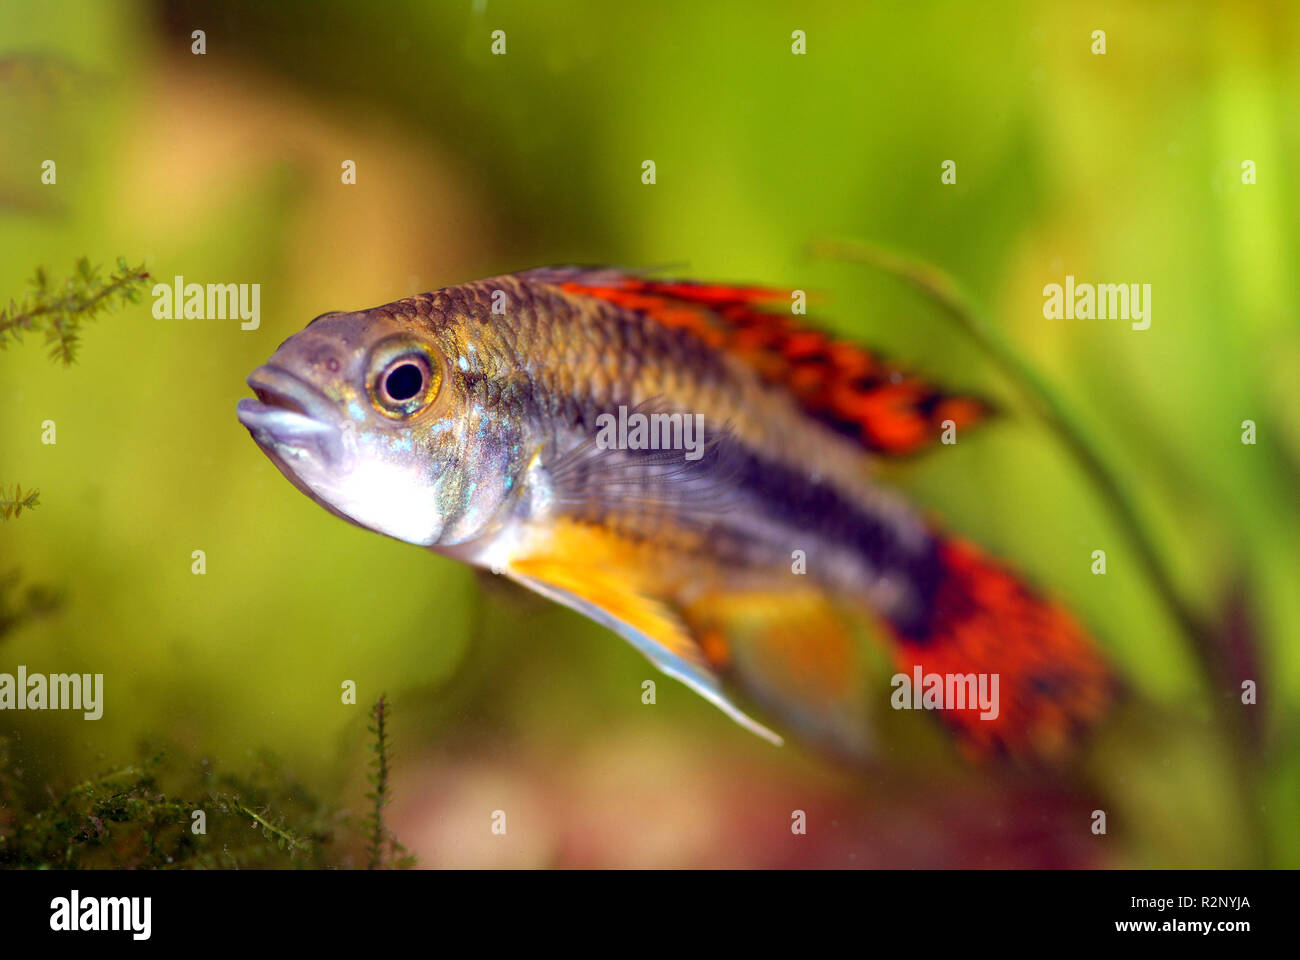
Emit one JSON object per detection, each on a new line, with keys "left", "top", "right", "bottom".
{"left": 369, "top": 346, "right": 440, "bottom": 419}
{"left": 384, "top": 362, "right": 424, "bottom": 401}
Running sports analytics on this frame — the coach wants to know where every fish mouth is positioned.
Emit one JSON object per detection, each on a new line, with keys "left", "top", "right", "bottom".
{"left": 237, "top": 365, "right": 345, "bottom": 465}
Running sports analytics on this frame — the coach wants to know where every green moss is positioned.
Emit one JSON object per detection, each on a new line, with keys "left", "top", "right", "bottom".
{"left": 0, "top": 711, "right": 415, "bottom": 869}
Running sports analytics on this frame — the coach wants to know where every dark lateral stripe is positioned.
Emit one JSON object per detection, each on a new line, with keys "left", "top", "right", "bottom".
{"left": 717, "top": 437, "right": 943, "bottom": 631}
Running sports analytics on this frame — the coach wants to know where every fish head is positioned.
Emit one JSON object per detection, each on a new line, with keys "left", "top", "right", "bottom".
{"left": 237, "top": 301, "right": 528, "bottom": 547}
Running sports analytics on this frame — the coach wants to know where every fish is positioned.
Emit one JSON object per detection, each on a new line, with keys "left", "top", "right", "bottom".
{"left": 237, "top": 267, "right": 1114, "bottom": 762}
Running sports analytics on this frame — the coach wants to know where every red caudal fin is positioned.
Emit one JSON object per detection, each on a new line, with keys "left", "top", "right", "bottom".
{"left": 887, "top": 536, "right": 1116, "bottom": 762}
{"left": 525, "top": 267, "right": 991, "bottom": 457}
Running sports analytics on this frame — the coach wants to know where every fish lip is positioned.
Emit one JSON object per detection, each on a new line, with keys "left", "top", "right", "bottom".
{"left": 237, "top": 364, "right": 345, "bottom": 465}
{"left": 245, "top": 364, "right": 336, "bottom": 417}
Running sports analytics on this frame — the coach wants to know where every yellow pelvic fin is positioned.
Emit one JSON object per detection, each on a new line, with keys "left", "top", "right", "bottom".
{"left": 504, "top": 520, "right": 784, "bottom": 745}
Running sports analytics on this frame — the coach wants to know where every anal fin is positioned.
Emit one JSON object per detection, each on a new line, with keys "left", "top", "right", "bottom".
{"left": 681, "top": 588, "right": 874, "bottom": 759}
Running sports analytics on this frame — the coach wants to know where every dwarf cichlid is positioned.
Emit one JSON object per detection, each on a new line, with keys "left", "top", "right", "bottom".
{"left": 237, "top": 268, "right": 1113, "bottom": 761}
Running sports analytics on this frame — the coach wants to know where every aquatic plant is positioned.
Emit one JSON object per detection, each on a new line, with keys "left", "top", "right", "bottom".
{"left": 0, "top": 256, "right": 150, "bottom": 365}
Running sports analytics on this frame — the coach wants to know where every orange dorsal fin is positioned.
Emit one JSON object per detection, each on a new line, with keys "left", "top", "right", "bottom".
{"left": 524, "top": 267, "right": 990, "bottom": 456}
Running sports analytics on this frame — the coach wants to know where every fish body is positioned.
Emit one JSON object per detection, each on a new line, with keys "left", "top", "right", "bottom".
{"left": 238, "top": 268, "right": 1112, "bottom": 760}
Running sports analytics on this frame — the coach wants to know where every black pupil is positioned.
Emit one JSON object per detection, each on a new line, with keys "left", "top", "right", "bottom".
{"left": 384, "top": 363, "right": 423, "bottom": 402}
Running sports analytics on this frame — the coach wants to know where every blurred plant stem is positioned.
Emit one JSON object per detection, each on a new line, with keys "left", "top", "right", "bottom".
{"left": 364, "top": 694, "right": 413, "bottom": 869}
{"left": 0, "top": 569, "right": 60, "bottom": 640}
{"left": 811, "top": 237, "right": 1268, "bottom": 864}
